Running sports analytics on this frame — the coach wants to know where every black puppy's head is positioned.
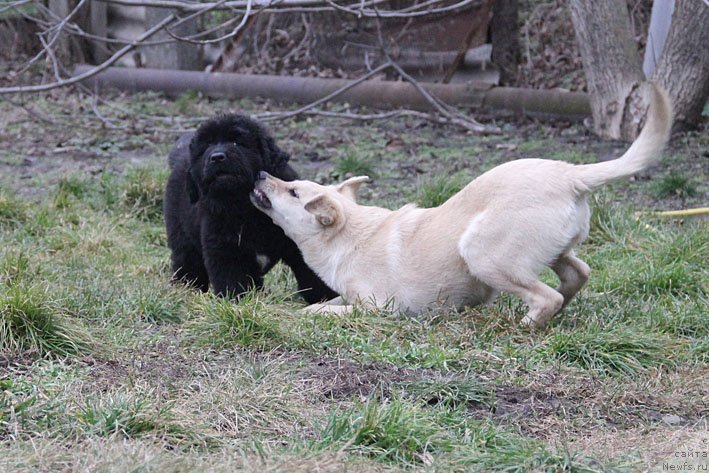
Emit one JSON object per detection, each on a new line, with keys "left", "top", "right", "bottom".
{"left": 187, "top": 114, "right": 290, "bottom": 204}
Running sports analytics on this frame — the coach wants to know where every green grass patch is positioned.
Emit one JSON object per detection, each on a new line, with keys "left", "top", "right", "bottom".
{"left": 53, "top": 176, "right": 92, "bottom": 209}
{"left": 312, "top": 397, "right": 454, "bottom": 465}
{"left": 397, "top": 376, "right": 496, "bottom": 409}
{"left": 0, "top": 252, "right": 34, "bottom": 286}
{"left": 536, "top": 326, "right": 675, "bottom": 375}
{"left": 119, "top": 166, "right": 168, "bottom": 222}
{"left": 74, "top": 392, "right": 208, "bottom": 448}
{"left": 591, "top": 220, "right": 707, "bottom": 299}
{"left": 0, "top": 191, "right": 27, "bottom": 227}
{"left": 288, "top": 308, "right": 468, "bottom": 369}
{"left": 415, "top": 173, "right": 468, "bottom": 208}
{"left": 131, "top": 287, "right": 188, "bottom": 324}
{"left": 587, "top": 192, "right": 644, "bottom": 246}
{"left": 444, "top": 437, "right": 634, "bottom": 472}
{"left": 188, "top": 292, "right": 284, "bottom": 350}
{"left": 651, "top": 171, "right": 698, "bottom": 199}
{"left": 334, "top": 154, "right": 375, "bottom": 178}
{"left": 0, "top": 282, "right": 92, "bottom": 358}
{"left": 0, "top": 367, "right": 69, "bottom": 437}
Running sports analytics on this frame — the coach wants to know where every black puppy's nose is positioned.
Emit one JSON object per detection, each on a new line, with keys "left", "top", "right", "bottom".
{"left": 257, "top": 171, "right": 269, "bottom": 181}
{"left": 209, "top": 152, "right": 226, "bottom": 163}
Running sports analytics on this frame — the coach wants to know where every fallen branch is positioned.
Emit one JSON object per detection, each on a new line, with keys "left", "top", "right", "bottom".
{"left": 72, "top": 65, "right": 592, "bottom": 118}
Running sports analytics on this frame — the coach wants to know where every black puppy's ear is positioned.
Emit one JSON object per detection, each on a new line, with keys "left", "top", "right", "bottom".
{"left": 261, "top": 135, "right": 291, "bottom": 172}
{"left": 186, "top": 167, "right": 200, "bottom": 204}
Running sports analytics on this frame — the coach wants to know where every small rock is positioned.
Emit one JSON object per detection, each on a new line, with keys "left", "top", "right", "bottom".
{"left": 662, "top": 414, "right": 682, "bottom": 425}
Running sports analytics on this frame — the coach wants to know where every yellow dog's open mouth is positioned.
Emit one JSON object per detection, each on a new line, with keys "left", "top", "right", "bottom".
{"left": 250, "top": 188, "right": 272, "bottom": 209}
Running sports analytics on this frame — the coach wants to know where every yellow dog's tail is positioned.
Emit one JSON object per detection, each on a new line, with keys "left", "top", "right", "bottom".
{"left": 574, "top": 83, "right": 673, "bottom": 190}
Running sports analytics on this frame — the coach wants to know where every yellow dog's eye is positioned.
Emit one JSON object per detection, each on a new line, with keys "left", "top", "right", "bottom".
{"left": 288, "top": 189, "right": 298, "bottom": 198}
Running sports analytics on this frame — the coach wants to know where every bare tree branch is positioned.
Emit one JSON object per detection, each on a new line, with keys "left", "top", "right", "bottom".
{"left": 97, "top": 0, "right": 481, "bottom": 17}
{"left": 1, "top": 0, "right": 498, "bottom": 135}
{"left": 0, "top": 12, "right": 177, "bottom": 94}
{"left": 371, "top": 14, "right": 497, "bottom": 133}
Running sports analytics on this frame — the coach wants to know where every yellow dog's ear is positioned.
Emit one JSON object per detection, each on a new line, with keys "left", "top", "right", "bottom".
{"left": 335, "top": 176, "right": 369, "bottom": 202}
{"left": 304, "top": 194, "right": 343, "bottom": 227}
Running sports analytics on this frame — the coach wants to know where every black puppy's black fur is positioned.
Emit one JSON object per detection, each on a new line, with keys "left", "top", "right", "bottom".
{"left": 163, "top": 114, "right": 337, "bottom": 302}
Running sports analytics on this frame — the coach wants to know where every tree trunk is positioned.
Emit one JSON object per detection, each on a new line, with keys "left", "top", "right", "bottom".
{"left": 142, "top": 7, "right": 201, "bottom": 70}
{"left": 652, "top": 0, "right": 709, "bottom": 131}
{"left": 489, "top": 0, "right": 519, "bottom": 86}
{"left": 568, "top": 0, "right": 645, "bottom": 141}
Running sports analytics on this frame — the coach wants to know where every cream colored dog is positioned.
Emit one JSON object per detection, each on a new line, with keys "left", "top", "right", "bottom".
{"left": 250, "top": 83, "right": 672, "bottom": 327}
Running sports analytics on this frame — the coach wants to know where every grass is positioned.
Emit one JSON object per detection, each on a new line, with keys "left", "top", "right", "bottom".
{"left": 415, "top": 173, "right": 468, "bottom": 208}
{"left": 397, "top": 377, "right": 496, "bottom": 409}
{"left": 0, "top": 281, "right": 92, "bottom": 357}
{"left": 0, "top": 191, "right": 27, "bottom": 228}
{"left": 0, "top": 90, "right": 706, "bottom": 472}
{"left": 651, "top": 171, "right": 698, "bottom": 199}
{"left": 536, "top": 326, "right": 675, "bottom": 376}
{"left": 73, "top": 392, "right": 210, "bottom": 448}
{"left": 188, "top": 291, "right": 285, "bottom": 350}
{"left": 333, "top": 154, "right": 376, "bottom": 178}
{"left": 119, "top": 166, "right": 169, "bottom": 222}
{"left": 312, "top": 397, "right": 455, "bottom": 464}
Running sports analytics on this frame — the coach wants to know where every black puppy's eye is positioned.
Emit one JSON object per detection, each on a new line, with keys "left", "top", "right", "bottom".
{"left": 288, "top": 189, "right": 298, "bottom": 198}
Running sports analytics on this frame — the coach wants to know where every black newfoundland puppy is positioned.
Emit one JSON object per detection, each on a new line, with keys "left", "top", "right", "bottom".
{"left": 163, "top": 114, "right": 337, "bottom": 302}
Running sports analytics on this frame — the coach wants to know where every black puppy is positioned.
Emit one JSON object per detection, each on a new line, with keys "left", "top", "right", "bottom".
{"left": 163, "top": 114, "right": 337, "bottom": 302}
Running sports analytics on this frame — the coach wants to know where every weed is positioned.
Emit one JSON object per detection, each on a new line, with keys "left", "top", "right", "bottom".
{"left": 415, "top": 173, "right": 467, "bottom": 208}
{"left": 21, "top": 206, "right": 56, "bottom": 237}
{"left": 652, "top": 171, "right": 697, "bottom": 199}
{"left": 595, "top": 223, "right": 707, "bottom": 298}
{"left": 0, "top": 191, "right": 27, "bottom": 227}
{"left": 313, "top": 397, "right": 453, "bottom": 464}
{"left": 334, "top": 154, "right": 375, "bottom": 178}
{"left": 76, "top": 395, "right": 163, "bottom": 438}
{"left": 536, "top": 326, "right": 674, "bottom": 375}
{"left": 587, "top": 192, "right": 643, "bottom": 245}
{"left": 189, "top": 292, "right": 283, "bottom": 349}
{"left": 652, "top": 298, "right": 709, "bottom": 339}
{"left": 53, "top": 176, "right": 92, "bottom": 209}
{"left": 0, "top": 371, "right": 65, "bottom": 437}
{"left": 97, "top": 171, "right": 120, "bottom": 207}
{"left": 73, "top": 392, "right": 208, "bottom": 448}
{"left": 175, "top": 90, "right": 201, "bottom": 114}
{"left": 0, "top": 252, "right": 33, "bottom": 286}
{"left": 688, "top": 338, "right": 708, "bottom": 363}
{"left": 397, "top": 377, "right": 495, "bottom": 409}
{"left": 133, "top": 288, "right": 186, "bottom": 324}
{"left": 0, "top": 282, "right": 92, "bottom": 357}
{"left": 119, "top": 166, "right": 168, "bottom": 222}
{"left": 446, "top": 437, "right": 634, "bottom": 472}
